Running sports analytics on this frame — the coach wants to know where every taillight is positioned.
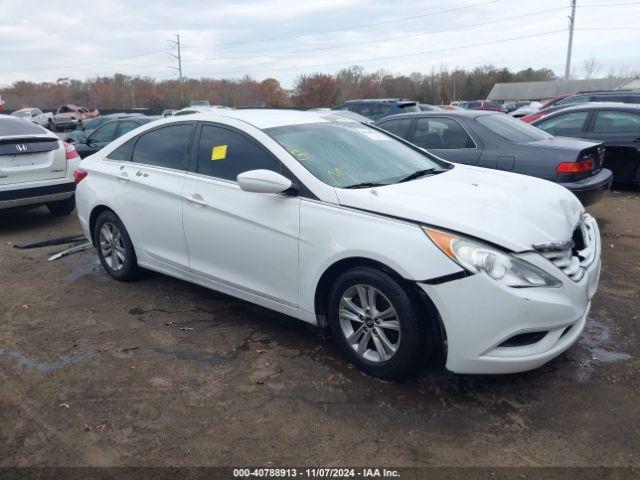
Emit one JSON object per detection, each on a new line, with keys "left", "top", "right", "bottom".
{"left": 74, "top": 168, "right": 88, "bottom": 184}
{"left": 63, "top": 141, "right": 80, "bottom": 160}
{"left": 556, "top": 159, "right": 593, "bottom": 173}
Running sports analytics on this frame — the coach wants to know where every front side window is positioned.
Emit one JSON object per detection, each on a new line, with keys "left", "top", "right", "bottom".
{"left": 412, "top": 117, "right": 475, "bottom": 149}
{"left": 377, "top": 118, "right": 412, "bottom": 138}
{"left": 534, "top": 112, "right": 589, "bottom": 136}
{"left": 196, "top": 124, "right": 280, "bottom": 181}
{"left": 593, "top": 111, "right": 640, "bottom": 133}
{"left": 265, "top": 122, "right": 447, "bottom": 188}
{"left": 131, "top": 124, "right": 194, "bottom": 169}
{"left": 90, "top": 122, "right": 119, "bottom": 143}
{"left": 476, "top": 113, "right": 553, "bottom": 142}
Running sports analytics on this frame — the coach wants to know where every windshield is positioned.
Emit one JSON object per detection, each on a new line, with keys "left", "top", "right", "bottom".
{"left": 264, "top": 122, "right": 447, "bottom": 188}
{"left": 475, "top": 113, "right": 552, "bottom": 142}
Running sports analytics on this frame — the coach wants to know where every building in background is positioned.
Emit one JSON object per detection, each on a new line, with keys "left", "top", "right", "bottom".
{"left": 487, "top": 78, "right": 639, "bottom": 103}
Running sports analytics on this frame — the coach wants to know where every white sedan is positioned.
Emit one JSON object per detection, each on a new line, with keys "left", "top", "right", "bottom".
{"left": 74, "top": 110, "right": 601, "bottom": 379}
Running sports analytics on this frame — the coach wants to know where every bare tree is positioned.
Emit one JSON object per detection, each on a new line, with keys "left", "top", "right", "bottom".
{"left": 582, "top": 56, "right": 602, "bottom": 79}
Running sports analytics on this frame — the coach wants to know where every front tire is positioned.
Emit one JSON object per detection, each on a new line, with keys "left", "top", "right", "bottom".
{"left": 327, "top": 266, "right": 433, "bottom": 380}
{"left": 47, "top": 196, "right": 75, "bottom": 215}
{"left": 93, "top": 211, "right": 140, "bottom": 281}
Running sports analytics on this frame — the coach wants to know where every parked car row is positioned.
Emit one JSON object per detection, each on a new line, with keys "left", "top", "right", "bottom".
{"left": 5, "top": 97, "right": 632, "bottom": 380}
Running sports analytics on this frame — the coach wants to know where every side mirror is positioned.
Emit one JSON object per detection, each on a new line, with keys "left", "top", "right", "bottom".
{"left": 237, "top": 169, "right": 295, "bottom": 195}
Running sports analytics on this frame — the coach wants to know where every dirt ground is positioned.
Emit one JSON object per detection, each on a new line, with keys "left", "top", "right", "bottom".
{"left": 0, "top": 189, "right": 638, "bottom": 469}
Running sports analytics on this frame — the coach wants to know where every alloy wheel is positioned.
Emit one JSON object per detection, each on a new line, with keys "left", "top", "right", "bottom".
{"left": 99, "top": 222, "right": 126, "bottom": 272}
{"left": 339, "top": 284, "right": 401, "bottom": 363}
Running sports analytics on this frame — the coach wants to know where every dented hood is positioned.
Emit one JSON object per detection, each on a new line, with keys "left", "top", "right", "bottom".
{"left": 334, "top": 165, "right": 584, "bottom": 252}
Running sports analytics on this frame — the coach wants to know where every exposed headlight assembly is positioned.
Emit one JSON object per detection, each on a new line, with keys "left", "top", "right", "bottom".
{"left": 423, "top": 227, "right": 562, "bottom": 288}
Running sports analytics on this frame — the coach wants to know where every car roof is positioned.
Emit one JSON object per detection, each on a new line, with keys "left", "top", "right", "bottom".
{"left": 375, "top": 110, "right": 495, "bottom": 122}
{"left": 544, "top": 102, "right": 640, "bottom": 113}
{"left": 340, "top": 98, "right": 415, "bottom": 104}
{"left": 169, "top": 108, "right": 359, "bottom": 129}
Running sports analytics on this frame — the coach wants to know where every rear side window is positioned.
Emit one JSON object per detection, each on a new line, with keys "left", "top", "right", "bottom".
{"left": 107, "top": 138, "right": 135, "bottom": 161}
{"left": 90, "top": 122, "right": 118, "bottom": 143}
{"left": 412, "top": 117, "right": 475, "bottom": 149}
{"left": 535, "top": 112, "right": 590, "bottom": 135}
{"left": 116, "top": 120, "right": 143, "bottom": 137}
{"left": 377, "top": 118, "right": 412, "bottom": 138}
{"left": 0, "top": 117, "right": 48, "bottom": 135}
{"left": 196, "top": 124, "right": 279, "bottom": 181}
{"left": 593, "top": 111, "right": 640, "bottom": 133}
{"left": 477, "top": 113, "right": 552, "bottom": 142}
{"left": 131, "top": 124, "right": 194, "bottom": 170}
{"left": 591, "top": 94, "right": 626, "bottom": 103}
{"left": 558, "top": 95, "right": 590, "bottom": 106}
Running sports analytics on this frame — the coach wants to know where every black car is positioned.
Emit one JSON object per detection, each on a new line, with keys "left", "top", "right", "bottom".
{"left": 63, "top": 113, "right": 141, "bottom": 144}
{"left": 375, "top": 110, "right": 612, "bottom": 206}
{"left": 551, "top": 90, "right": 640, "bottom": 109}
{"left": 75, "top": 116, "right": 158, "bottom": 158}
{"left": 531, "top": 103, "right": 640, "bottom": 187}
{"left": 332, "top": 99, "right": 419, "bottom": 121}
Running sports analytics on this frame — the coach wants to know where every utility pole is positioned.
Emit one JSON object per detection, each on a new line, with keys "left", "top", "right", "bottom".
{"left": 564, "top": 0, "right": 577, "bottom": 79}
{"left": 168, "top": 34, "right": 183, "bottom": 81}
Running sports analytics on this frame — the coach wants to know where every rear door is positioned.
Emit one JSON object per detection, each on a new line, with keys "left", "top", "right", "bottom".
{"left": 583, "top": 109, "right": 640, "bottom": 182}
{"left": 0, "top": 118, "right": 66, "bottom": 186}
{"left": 111, "top": 122, "right": 195, "bottom": 269}
{"left": 408, "top": 116, "right": 482, "bottom": 165}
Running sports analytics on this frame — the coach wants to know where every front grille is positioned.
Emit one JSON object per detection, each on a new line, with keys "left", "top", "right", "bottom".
{"left": 535, "top": 214, "right": 597, "bottom": 282}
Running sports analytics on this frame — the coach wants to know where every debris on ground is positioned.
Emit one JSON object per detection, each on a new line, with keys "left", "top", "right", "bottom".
{"left": 14, "top": 234, "right": 86, "bottom": 249}
{"left": 48, "top": 241, "right": 93, "bottom": 261}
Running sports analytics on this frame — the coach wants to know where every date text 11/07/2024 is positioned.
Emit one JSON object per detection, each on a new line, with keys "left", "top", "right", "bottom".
{"left": 232, "top": 468, "right": 401, "bottom": 478}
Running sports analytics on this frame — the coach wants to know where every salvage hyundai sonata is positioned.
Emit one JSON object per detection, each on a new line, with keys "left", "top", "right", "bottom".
{"left": 74, "top": 110, "right": 601, "bottom": 379}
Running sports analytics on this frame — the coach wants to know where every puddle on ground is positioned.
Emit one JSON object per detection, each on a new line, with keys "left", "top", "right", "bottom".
{"left": 0, "top": 347, "right": 96, "bottom": 373}
{"left": 573, "top": 315, "right": 632, "bottom": 382}
{"left": 61, "top": 249, "right": 103, "bottom": 284}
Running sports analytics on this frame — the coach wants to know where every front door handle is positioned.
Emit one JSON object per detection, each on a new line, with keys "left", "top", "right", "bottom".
{"left": 118, "top": 171, "right": 129, "bottom": 183}
{"left": 185, "top": 194, "right": 207, "bottom": 207}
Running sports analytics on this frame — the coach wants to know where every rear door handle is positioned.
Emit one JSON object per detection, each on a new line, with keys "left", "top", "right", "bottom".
{"left": 118, "top": 171, "right": 129, "bottom": 182}
{"left": 185, "top": 194, "right": 207, "bottom": 207}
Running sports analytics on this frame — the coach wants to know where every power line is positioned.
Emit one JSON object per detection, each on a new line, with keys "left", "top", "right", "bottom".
{"left": 212, "top": 29, "right": 571, "bottom": 77}
{"left": 183, "top": 0, "right": 506, "bottom": 49}
{"left": 188, "top": 5, "right": 572, "bottom": 65}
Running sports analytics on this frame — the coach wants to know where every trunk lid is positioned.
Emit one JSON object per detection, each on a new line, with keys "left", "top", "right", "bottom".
{"left": 334, "top": 165, "right": 584, "bottom": 252}
{"left": 0, "top": 136, "right": 66, "bottom": 186}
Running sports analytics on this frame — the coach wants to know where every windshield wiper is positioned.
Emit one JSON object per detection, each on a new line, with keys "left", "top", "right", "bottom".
{"left": 397, "top": 168, "right": 444, "bottom": 183}
{"left": 343, "top": 182, "right": 389, "bottom": 189}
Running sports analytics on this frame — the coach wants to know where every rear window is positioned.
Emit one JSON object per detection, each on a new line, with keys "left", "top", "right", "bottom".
{"left": 476, "top": 113, "right": 552, "bottom": 142}
{"left": 0, "top": 117, "right": 48, "bottom": 136}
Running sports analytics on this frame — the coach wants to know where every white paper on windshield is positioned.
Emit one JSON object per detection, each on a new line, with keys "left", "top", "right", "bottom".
{"left": 356, "top": 128, "right": 391, "bottom": 141}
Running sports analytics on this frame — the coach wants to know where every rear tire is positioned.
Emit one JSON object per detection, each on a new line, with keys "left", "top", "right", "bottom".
{"left": 47, "top": 196, "right": 75, "bottom": 215}
{"left": 93, "top": 210, "right": 140, "bottom": 282}
{"left": 327, "top": 266, "right": 433, "bottom": 380}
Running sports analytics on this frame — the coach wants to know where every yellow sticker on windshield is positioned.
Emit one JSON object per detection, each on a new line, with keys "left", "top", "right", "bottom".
{"left": 211, "top": 145, "right": 227, "bottom": 160}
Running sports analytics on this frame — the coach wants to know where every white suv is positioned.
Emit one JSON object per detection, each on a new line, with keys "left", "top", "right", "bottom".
{"left": 0, "top": 115, "right": 80, "bottom": 215}
{"left": 75, "top": 110, "right": 601, "bottom": 379}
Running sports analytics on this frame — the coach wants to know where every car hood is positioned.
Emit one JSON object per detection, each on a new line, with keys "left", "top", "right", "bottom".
{"left": 334, "top": 165, "right": 584, "bottom": 252}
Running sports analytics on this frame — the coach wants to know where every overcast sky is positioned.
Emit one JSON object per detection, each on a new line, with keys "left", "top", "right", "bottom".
{"left": 1, "top": 0, "right": 639, "bottom": 88}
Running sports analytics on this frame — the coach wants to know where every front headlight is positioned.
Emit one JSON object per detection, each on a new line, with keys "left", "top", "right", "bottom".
{"left": 423, "top": 227, "right": 562, "bottom": 288}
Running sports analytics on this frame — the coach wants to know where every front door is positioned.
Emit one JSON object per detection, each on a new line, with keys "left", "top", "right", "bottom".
{"left": 182, "top": 123, "right": 300, "bottom": 306}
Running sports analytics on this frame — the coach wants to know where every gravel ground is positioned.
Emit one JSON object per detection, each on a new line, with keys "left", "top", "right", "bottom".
{"left": 0, "top": 188, "right": 638, "bottom": 468}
